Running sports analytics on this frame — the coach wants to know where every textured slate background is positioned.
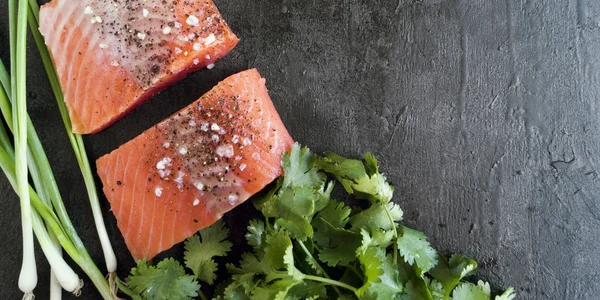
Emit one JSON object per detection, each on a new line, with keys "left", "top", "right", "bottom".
{"left": 1, "top": 0, "right": 600, "bottom": 299}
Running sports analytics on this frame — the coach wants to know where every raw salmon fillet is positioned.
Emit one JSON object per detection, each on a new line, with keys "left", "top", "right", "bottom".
{"left": 39, "top": 0, "right": 239, "bottom": 134}
{"left": 96, "top": 69, "right": 293, "bottom": 260}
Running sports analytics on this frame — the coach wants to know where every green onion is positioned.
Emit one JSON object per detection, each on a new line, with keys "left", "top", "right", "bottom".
{"left": 10, "top": 0, "right": 37, "bottom": 297}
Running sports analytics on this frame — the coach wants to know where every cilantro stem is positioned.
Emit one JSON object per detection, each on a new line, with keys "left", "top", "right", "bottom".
{"left": 303, "top": 275, "right": 358, "bottom": 293}
{"left": 198, "top": 289, "right": 209, "bottom": 300}
{"left": 431, "top": 290, "right": 445, "bottom": 298}
{"left": 348, "top": 264, "right": 364, "bottom": 281}
{"left": 296, "top": 240, "right": 342, "bottom": 296}
{"left": 116, "top": 279, "right": 140, "bottom": 300}
{"left": 384, "top": 206, "right": 399, "bottom": 265}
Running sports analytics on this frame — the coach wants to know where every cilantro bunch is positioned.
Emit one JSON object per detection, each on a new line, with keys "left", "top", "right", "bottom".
{"left": 121, "top": 143, "right": 516, "bottom": 300}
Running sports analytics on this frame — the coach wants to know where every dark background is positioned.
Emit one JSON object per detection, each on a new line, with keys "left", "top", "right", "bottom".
{"left": 1, "top": 0, "right": 599, "bottom": 299}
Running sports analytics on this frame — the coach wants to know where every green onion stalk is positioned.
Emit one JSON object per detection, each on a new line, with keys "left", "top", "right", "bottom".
{"left": 0, "top": 61, "right": 114, "bottom": 299}
{"left": 9, "top": 0, "right": 37, "bottom": 297}
{"left": 2, "top": 0, "right": 117, "bottom": 296}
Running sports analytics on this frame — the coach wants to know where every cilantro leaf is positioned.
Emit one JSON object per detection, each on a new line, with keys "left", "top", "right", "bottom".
{"left": 349, "top": 202, "right": 403, "bottom": 231}
{"left": 351, "top": 173, "right": 394, "bottom": 204}
{"left": 363, "top": 152, "right": 379, "bottom": 176}
{"left": 315, "top": 199, "right": 352, "bottom": 229}
{"left": 282, "top": 143, "right": 325, "bottom": 189}
{"left": 452, "top": 281, "right": 490, "bottom": 300}
{"left": 397, "top": 259, "right": 434, "bottom": 300}
{"left": 264, "top": 228, "right": 293, "bottom": 270}
{"left": 312, "top": 214, "right": 362, "bottom": 267}
{"left": 287, "top": 281, "right": 327, "bottom": 300}
{"left": 317, "top": 152, "right": 367, "bottom": 193}
{"left": 246, "top": 219, "right": 266, "bottom": 254}
{"left": 396, "top": 226, "right": 437, "bottom": 275}
{"left": 312, "top": 200, "right": 353, "bottom": 250}
{"left": 356, "top": 247, "right": 403, "bottom": 299}
{"left": 184, "top": 220, "right": 232, "bottom": 284}
{"left": 261, "top": 186, "right": 316, "bottom": 241}
{"left": 357, "top": 228, "right": 394, "bottom": 254}
{"left": 317, "top": 227, "right": 362, "bottom": 267}
{"left": 312, "top": 200, "right": 361, "bottom": 267}
{"left": 427, "top": 278, "right": 445, "bottom": 300}
{"left": 318, "top": 152, "right": 394, "bottom": 205}
{"left": 126, "top": 259, "right": 199, "bottom": 300}
{"left": 496, "top": 287, "right": 517, "bottom": 300}
{"left": 220, "top": 282, "right": 250, "bottom": 300}
{"left": 284, "top": 244, "right": 305, "bottom": 281}
{"left": 429, "top": 254, "right": 477, "bottom": 299}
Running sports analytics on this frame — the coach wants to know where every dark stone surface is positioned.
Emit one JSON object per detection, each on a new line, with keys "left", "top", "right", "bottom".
{"left": 1, "top": 0, "right": 600, "bottom": 298}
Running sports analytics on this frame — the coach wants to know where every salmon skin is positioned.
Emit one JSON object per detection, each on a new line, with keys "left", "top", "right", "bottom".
{"left": 96, "top": 69, "right": 293, "bottom": 261}
{"left": 39, "top": 0, "right": 239, "bottom": 134}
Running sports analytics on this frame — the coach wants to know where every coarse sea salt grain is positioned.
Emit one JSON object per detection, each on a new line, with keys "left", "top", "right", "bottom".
{"left": 193, "top": 58, "right": 200, "bottom": 65}
{"left": 211, "top": 135, "right": 220, "bottom": 143}
{"left": 179, "top": 147, "right": 188, "bottom": 155}
{"left": 207, "top": 64, "right": 215, "bottom": 69}
{"left": 216, "top": 144, "right": 234, "bottom": 158}
{"left": 137, "top": 32, "right": 146, "bottom": 40}
{"left": 201, "top": 123, "right": 210, "bottom": 132}
{"left": 142, "top": 8, "right": 149, "bottom": 17}
{"left": 211, "top": 123, "right": 220, "bottom": 131}
{"left": 163, "top": 142, "right": 170, "bottom": 148}
{"left": 193, "top": 199, "right": 200, "bottom": 206}
{"left": 186, "top": 15, "right": 199, "bottom": 26}
{"left": 239, "top": 163, "right": 247, "bottom": 171}
{"left": 162, "top": 26, "right": 172, "bottom": 35}
{"left": 232, "top": 135, "right": 239, "bottom": 144}
{"left": 158, "top": 169, "right": 170, "bottom": 178}
{"left": 99, "top": 43, "right": 108, "bottom": 49}
{"left": 193, "top": 43, "right": 202, "bottom": 51}
{"left": 204, "top": 33, "right": 216, "bottom": 45}
{"left": 228, "top": 194, "right": 238, "bottom": 205}
{"left": 194, "top": 182, "right": 204, "bottom": 191}
{"left": 156, "top": 157, "right": 172, "bottom": 170}
{"left": 84, "top": 6, "right": 93, "bottom": 15}
{"left": 155, "top": 187, "right": 163, "bottom": 197}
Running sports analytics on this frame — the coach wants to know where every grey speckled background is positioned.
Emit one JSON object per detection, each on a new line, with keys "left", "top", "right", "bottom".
{"left": 1, "top": 0, "right": 600, "bottom": 299}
